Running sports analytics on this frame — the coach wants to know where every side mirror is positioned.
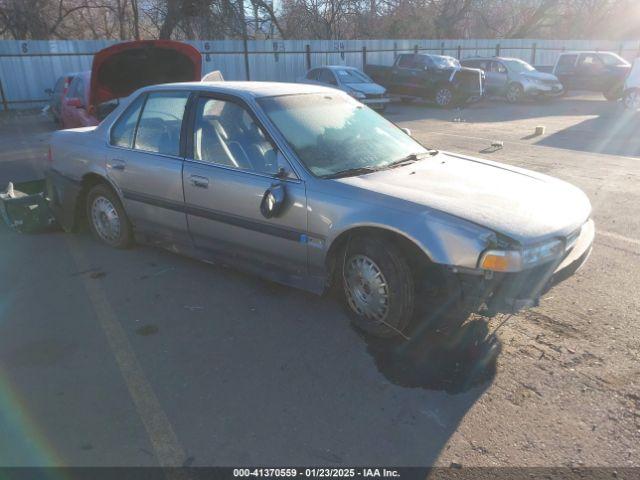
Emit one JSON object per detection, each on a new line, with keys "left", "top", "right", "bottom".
{"left": 260, "top": 183, "right": 286, "bottom": 219}
{"left": 401, "top": 127, "right": 412, "bottom": 137}
{"left": 67, "top": 98, "right": 83, "bottom": 108}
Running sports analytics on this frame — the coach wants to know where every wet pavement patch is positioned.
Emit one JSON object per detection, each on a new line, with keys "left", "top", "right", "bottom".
{"left": 135, "top": 324, "right": 159, "bottom": 336}
{"left": 356, "top": 319, "right": 501, "bottom": 393}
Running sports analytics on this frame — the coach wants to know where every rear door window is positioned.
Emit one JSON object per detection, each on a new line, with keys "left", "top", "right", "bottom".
{"left": 134, "top": 91, "right": 190, "bottom": 156}
{"left": 557, "top": 54, "right": 578, "bottom": 70}
{"left": 318, "top": 69, "right": 337, "bottom": 85}
{"left": 110, "top": 94, "right": 146, "bottom": 148}
{"left": 397, "top": 55, "right": 415, "bottom": 68}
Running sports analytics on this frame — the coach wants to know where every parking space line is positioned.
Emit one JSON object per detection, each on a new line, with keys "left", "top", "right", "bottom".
{"left": 65, "top": 237, "right": 187, "bottom": 469}
{"left": 598, "top": 230, "right": 640, "bottom": 247}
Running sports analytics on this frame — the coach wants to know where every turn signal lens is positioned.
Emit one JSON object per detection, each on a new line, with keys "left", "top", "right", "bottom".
{"left": 481, "top": 251, "right": 509, "bottom": 272}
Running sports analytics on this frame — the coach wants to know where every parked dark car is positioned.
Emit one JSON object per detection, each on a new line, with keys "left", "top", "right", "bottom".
{"left": 59, "top": 40, "right": 202, "bottom": 129}
{"left": 365, "top": 53, "right": 484, "bottom": 107}
{"left": 45, "top": 73, "right": 76, "bottom": 124}
{"left": 461, "top": 57, "right": 563, "bottom": 102}
{"left": 551, "top": 51, "right": 631, "bottom": 100}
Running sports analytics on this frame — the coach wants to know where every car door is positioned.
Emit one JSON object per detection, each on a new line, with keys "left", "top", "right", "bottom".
{"left": 392, "top": 54, "right": 421, "bottom": 95}
{"left": 106, "top": 90, "right": 191, "bottom": 245}
{"left": 489, "top": 61, "right": 509, "bottom": 94}
{"left": 182, "top": 94, "right": 308, "bottom": 277}
{"left": 554, "top": 54, "right": 578, "bottom": 89}
{"left": 576, "top": 53, "right": 604, "bottom": 90}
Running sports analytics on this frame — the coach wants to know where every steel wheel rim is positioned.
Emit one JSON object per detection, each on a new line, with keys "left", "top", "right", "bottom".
{"left": 507, "top": 85, "right": 521, "bottom": 102}
{"left": 436, "top": 88, "right": 452, "bottom": 106}
{"left": 344, "top": 254, "right": 390, "bottom": 323}
{"left": 91, "top": 196, "right": 121, "bottom": 243}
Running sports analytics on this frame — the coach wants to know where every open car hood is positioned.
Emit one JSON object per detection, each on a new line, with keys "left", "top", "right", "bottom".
{"left": 90, "top": 40, "right": 201, "bottom": 107}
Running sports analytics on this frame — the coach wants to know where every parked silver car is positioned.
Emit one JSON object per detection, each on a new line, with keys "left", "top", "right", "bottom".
{"left": 46, "top": 82, "right": 594, "bottom": 338}
{"left": 299, "top": 65, "right": 389, "bottom": 110}
{"left": 461, "top": 57, "right": 564, "bottom": 102}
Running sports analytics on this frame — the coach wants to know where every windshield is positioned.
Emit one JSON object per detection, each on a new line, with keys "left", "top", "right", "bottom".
{"left": 258, "top": 93, "right": 428, "bottom": 177}
{"left": 335, "top": 68, "right": 373, "bottom": 84}
{"left": 429, "top": 55, "right": 460, "bottom": 69}
{"left": 503, "top": 59, "right": 535, "bottom": 73}
{"left": 599, "top": 52, "right": 630, "bottom": 66}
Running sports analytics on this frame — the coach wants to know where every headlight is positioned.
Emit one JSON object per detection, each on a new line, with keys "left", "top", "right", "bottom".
{"left": 479, "top": 239, "right": 564, "bottom": 272}
{"left": 349, "top": 90, "right": 366, "bottom": 99}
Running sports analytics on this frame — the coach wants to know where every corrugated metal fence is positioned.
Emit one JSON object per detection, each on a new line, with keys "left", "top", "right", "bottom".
{"left": 1, "top": 38, "right": 639, "bottom": 110}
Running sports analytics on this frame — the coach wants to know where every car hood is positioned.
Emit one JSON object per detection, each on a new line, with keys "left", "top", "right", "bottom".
{"left": 523, "top": 71, "right": 561, "bottom": 82}
{"left": 90, "top": 40, "right": 201, "bottom": 107}
{"left": 348, "top": 83, "right": 386, "bottom": 95}
{"left": 337, "top": 152, "right": 591, "bottom": 244}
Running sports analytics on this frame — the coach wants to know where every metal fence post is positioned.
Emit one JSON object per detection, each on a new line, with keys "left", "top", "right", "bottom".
{"left": 495, "top": 43, "right": 501, "bottom": 56}
{"left": 306, "top": 44, "right": 311, "bottom": 70}
{"left": 393, "top": 42, "right": 397, "bottom": 58}
{"left": 441, "top": 42, "right": 445, "bottom": 55}
{"left": 457, "top": 45, "right": 461, "bottom": 59}
{"left": 0, "top": 78, "right": 8, "bottom": 111}
{"left": 531, "top": 42, "right": 537, "bottom": 65}
{"left": 414, "top": 44, "right": 418, "bottom": 54}
{"left": 362, "top": 46, "right": 367, "bottom": 67}
{"left": 242, "top": 38, "right": 251, "bottom": 81}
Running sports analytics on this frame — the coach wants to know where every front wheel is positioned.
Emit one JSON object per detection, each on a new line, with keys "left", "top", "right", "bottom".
{"left": 434, "top": 86, "right": 455, "bottom": 108}
{"left": 506, "top": 83, "right": 524, "bottom": 103}
{"left": 341, "top": 236, "right": 415, "bottom": 338}
{"left": 86, "top": 184, "right": 133, "bottom": 249}
{"left": 623, "top": 89, "right": 640, "bottom": 110}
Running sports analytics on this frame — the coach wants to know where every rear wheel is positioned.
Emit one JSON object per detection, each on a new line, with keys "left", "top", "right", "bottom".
{"left": 623, "top": 89, "right": 640, "bottom": 109}
{"left": 340, "top": 236, "right": 414, "bottom": 338}
{"left": 86, "top": 184, "right": 132, "bottom": 249}
{"left": 506, "top": 83, "right": 524, "bottom": 103}
{"left": 603, "top": 85, "right": 623, "bottom": 101}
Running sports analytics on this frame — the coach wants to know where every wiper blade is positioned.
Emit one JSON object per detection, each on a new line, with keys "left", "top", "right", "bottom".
{"left": 322, "top": 167, "right": 379, "bottom": 179}
{"left": 384, "top": 150, "right": 438, "bottom": 169}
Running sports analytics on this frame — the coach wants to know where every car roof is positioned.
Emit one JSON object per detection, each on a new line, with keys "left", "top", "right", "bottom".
{"left": 462, "top": 56, "right": 521, "bottom": 62}
{"left": 138, "top": 81, "right": 338, "bottom": 99}
{"left": 325, "top": 65, "right": 358, "bottom": 71}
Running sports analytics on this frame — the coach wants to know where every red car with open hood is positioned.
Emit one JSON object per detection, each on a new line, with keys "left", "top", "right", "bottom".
{"left": 60, "top": 40, "right": 202, "bottom": 129}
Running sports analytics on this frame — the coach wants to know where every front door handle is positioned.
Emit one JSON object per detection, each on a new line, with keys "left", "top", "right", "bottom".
{"left": 189, "top": 175, "right": 209, "bottom": 188}
{"left": 107, "top": 159, "right": 126, "bottom": 171}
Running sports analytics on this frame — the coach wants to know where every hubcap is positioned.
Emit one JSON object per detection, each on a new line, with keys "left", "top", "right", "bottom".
{"left": 436, "top": 88, "right": 452, "bottom": 106}
{"left": 344, "top": 254, "right": 390, "bottom": 322}
{"left": 91, "top": 196, "right": 121, "bottom": 243}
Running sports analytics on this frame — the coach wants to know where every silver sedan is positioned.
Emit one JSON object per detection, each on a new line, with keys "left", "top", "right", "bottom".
{"left": 46, "top": 81, "right": 594, "bottom": 338}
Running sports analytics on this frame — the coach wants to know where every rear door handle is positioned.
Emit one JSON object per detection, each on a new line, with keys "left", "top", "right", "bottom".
{"left": 107, "top": 159, "right": 126, "bottom": 171}
{"left": 189, "top": 175, "right": 209, "bottom": 188}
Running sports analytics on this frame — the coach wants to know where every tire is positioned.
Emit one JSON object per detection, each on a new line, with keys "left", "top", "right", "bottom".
{"left": 623, "top": 88, "right": 640, "bottom": 110}
{"left": 506, "top": 83, "right": 524, "bottom": 103}
{"left": 434, "top": 86, "right": 455, "bottom": 108}
{"left": 340, "top": 236, "right": 414, "bottom": 338}
{"left": 86, "top": 184, "right": 133, "bottom": 249}
{"left": 603, "top": 85, "right": 623, "bottom": 101}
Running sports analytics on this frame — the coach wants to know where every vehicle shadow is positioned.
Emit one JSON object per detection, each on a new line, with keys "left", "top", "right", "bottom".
{"left": 0, "top": 223, "right": 500, "bottom": 466}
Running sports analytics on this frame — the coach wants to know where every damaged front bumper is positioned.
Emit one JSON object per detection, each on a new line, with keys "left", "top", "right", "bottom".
{"left": 457, "top": 219, "right": 595, "bottom": 315}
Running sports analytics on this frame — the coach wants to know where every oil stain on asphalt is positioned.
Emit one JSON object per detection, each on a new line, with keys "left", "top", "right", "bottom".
{"left": 136, "top": 324, "right": 159, "bottom": 336}
{"left": 356, "top": 319, "right": 501, "bottom": 393}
